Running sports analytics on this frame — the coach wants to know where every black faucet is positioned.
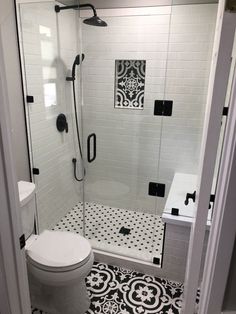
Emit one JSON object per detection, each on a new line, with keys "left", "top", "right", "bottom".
{"left": 184, "top": 191, "right": 196, "bottom": 206}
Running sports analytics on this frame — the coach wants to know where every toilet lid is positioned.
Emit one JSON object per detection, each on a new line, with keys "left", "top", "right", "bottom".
{"left": 27, "top": 230, "right": 91, "bottom": 269}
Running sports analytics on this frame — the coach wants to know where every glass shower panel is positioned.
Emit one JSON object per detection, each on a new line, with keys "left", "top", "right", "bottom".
{"left": 18, "top": 2, "right": 83, "bottom": 232}
{"left": 159, "top": 2, "right": 218, "bottom": 286}
{"left": 81, "top": 8, "right": 171, "bottom": 262}
{"left": 161, "top": 3, "right": 218, "bottom": 221}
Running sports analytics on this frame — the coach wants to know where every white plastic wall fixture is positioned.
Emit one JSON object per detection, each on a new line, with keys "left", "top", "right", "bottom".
{"left": 18, "top": 181, "right": 35, "bottom": 207}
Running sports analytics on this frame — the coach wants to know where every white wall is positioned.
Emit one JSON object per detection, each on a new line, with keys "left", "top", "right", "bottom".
{"left": 81, "top": 4, "right": 217, "bottom": 214}
{"left": 78, "top": 0, "right": 218, "bottom": 8}
{"left": 18, "top": 2, "right": 82, "bottom": 231}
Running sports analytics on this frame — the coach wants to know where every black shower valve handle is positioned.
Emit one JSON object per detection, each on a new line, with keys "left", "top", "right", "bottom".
{"left": 56, "top": 113, "right": 68, "bottom": 133}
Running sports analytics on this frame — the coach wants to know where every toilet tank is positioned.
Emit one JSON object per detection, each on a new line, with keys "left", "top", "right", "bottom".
{"left": 18, "top": 181, "right": 36, "bottom": 240}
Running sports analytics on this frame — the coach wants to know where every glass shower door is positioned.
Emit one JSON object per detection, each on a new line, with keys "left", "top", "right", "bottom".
{"left": 18, "top": 2, "right": 83, "bottom": 233}
{"left": 80, "top": 8, "right": 171, "bottom": 264}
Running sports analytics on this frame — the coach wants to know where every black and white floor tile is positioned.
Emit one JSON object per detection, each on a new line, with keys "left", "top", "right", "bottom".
{"left": 32, "top": 262, "right": 184, "bottom": 314}
{"left": 53, "top": 202, "right": 165, "bottom": 264}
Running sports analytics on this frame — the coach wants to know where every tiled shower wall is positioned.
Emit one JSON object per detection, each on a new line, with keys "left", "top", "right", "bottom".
{"left": 81, "top": 4, "right": 217, "bottom": 214}
{"left": 19, "top": 2, "right": 82, "bottom": 231}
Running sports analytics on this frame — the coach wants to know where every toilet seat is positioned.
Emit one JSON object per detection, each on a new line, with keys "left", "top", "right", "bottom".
{"left": 26, "top": 230, "right": 92, "bottom": 272}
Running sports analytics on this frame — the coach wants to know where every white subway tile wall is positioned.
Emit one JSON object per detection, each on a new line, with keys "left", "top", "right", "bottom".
{"left": 19, "top": 2, "right": 82, "bottom": 231}
{"left": 82, "top": 4, "right": 217, "bottom": 214}
{"left": 19, "top": 2, "right": 217, "bottom": 235}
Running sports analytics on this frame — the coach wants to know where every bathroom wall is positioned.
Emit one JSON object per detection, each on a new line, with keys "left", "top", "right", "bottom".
{"left": 81, "top": 4, "right": 217, "bottom": 214}
{"left": 18, "top": 2, "right": 82, "bottom": 231}
{"left": 79, "top": 0, "right": 218, "bottom": 8}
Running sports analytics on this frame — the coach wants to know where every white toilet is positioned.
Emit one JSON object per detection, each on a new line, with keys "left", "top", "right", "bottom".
{"left": 18, "top": 181, "right": 94, "bottom": 314}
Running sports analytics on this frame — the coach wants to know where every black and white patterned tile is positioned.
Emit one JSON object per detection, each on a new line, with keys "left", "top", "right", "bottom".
{"left": 32, "top": 262, "right": 184, "bottom": 314}
{"left": 53, "top": 202, "right": 165, "bottom": 265}
{"left": 115, "top": 60, "right": 146, "bottom": 109}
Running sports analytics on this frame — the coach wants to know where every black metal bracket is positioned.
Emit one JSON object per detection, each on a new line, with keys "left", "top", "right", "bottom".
{"left": 209, "top": 194, "right": 215, "bottom": 209}
{"left": 32, "top": 168, "right": 40, "bottom": 175}
{"left": 26, "top": 95, "right": 34, "bottom": 103}
{"left": 154, "top": 100, "right": 173, "bottom": 116}
{"left": 222, "top": 107, "right": 229, "bottom": 116}
{"left": 19, "top": 234, "right": 25, "bottom": 249}
{"left": 171, "top": 208, "right": 179, "bottom": 216}
{"left": 153, "top": 257, "right": 160, "bottom": 265}
{"left": 148, "top": 182, "right": 165, "bottom": 197}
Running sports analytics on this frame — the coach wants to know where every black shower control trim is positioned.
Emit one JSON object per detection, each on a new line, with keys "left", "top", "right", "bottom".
{"left": 148, "top": 182, "right": 165, "bottom": 197}
{"left": 26, "top": 95, "right": 34, "bottom": 103}
{"left": 154, "top": 100, "right": 173, "bottom": 116}
{"left": 56, "top": 113, "right": 68, "bottom": 133}
{"left": 32, "top": 168, "right": 40, "bottom": 175}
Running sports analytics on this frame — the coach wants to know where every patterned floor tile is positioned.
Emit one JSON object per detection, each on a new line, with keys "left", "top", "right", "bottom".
{"left": 86, "top": 263, "right": 183, "bottom": 314}
{"left": 32, "top": 262, "right": 183, "bottom": 314}
{"left": 53, "top": 202, "right": 165, "bottom": 265}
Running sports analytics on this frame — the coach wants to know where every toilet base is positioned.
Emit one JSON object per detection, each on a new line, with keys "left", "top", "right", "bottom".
{"left": 29, "top": 271, "right": 91, "bottom": 314}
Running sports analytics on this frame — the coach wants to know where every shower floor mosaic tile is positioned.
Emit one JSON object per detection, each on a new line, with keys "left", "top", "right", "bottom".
{"left": 53, "top": 202, "right": 165, "bottom": 264}
{"left": 32, "top": 262, "right": 183, "bottom": 314}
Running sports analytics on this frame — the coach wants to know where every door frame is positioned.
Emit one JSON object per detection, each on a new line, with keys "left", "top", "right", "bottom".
{"left": 198, "top": 29, "right": 236, "bottom": 314}
{"left": 0, "top": 0, "right": 31, "bottom": 313}
{"left": 182, "top": 2, "right": 236, "bottom": 313}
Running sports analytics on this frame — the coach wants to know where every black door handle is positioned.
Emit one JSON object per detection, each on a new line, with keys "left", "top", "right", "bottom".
{"left": 87, "top": 133, "right": 96, "bottom": 163}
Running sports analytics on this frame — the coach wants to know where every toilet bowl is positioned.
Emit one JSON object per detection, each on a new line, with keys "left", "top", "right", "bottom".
{"left": 26, "top": 230, "right": 94, "bottom": 314}
{"left": 18, "top": 181, "right": 94, "bottom": 314}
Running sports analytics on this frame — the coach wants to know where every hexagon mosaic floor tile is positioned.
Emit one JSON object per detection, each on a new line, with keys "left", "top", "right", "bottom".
{"left": 53, "top": 202, "right": 165, "bottom": 265}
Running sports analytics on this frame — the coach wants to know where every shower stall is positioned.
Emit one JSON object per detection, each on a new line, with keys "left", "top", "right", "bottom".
{"left": 17, "top": 0, "right": 218, "bottom": 274}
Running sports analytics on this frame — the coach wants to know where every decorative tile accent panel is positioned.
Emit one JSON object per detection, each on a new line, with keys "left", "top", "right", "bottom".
{"left": 115, "top": 60, "right": 146, "bottom": 109}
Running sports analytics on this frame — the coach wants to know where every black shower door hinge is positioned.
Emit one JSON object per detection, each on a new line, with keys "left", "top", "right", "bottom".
{"left": 148, "top": 182, "right": 165, "bottom": 197}
{"left": 26, "top": 95, "right": 34, "bottom": 103}
{"left": 32, "top": 168, "right": 40, "bottom": 175}
{"left": 154, "top": 100, "right": 173, "bottom": 116}
{"left": 19, "top": 234, "right": 25, "bottom": 249}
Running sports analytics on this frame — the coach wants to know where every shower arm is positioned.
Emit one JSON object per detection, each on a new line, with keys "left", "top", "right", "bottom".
{"left": 55, "top": 3, "right": 97, "bottom": 16}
